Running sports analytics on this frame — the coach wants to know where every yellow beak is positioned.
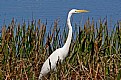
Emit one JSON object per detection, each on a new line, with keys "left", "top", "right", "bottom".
{"left": 75, "top": 10, "right": 89, "bottom": 13}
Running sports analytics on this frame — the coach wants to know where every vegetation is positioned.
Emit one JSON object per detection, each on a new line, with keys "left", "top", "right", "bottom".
{"left": 0, "top": 18, "right": 121, "bottom": 80}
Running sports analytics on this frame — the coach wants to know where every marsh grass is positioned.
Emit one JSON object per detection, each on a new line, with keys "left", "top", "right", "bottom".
{"left": 0, "top": 18, "right": 121, "bottom": 80}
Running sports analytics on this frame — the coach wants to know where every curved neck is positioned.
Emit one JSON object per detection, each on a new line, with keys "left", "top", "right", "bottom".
{"left": 63, "top": 13, "right": 72, "bottom": 51}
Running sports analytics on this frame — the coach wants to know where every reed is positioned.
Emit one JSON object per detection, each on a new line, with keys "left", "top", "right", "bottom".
{"left": 0, "top": 18, "right": 121, "bottom": 80}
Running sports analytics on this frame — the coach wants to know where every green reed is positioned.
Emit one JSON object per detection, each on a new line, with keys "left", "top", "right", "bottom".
{"left": 0, "top": 18, "right": 121, "bottom": 80}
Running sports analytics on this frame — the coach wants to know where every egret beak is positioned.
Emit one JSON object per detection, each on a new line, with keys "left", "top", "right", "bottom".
{"left": 75, "top": 10, "right": 89, "bottom": 13}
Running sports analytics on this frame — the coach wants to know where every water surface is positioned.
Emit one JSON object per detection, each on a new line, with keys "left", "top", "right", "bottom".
{"left": 0, "top": 0, "right": 121, "bottom": 29}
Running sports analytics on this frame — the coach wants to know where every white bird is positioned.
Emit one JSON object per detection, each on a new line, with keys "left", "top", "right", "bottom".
{"left": 39, "top": 9, "right": 89, "bottom": 79}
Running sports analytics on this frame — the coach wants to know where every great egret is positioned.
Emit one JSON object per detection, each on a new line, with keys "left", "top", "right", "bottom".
{"left": 39, "top": 9, "right": 89, "bottom": 79}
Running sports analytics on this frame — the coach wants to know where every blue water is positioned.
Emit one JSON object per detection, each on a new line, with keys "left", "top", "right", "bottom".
{"left": 0, "top": 0, "right": 121, "bottom": 30}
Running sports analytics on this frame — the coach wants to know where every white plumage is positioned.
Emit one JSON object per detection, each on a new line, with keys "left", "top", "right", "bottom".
{"left": 39, "top": 9, "right": 89, "bottom": 79}
{"left": 39, "top": 48, "right": 65, "bottom": 78}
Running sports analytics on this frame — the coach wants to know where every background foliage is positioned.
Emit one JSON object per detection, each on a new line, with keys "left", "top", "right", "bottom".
{"left": 0, "top": 18, "right": 121, "bottom": 80}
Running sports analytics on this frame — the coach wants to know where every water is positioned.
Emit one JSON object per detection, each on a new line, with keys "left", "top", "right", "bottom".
{"left": 0, "top": 0, "right": 121, "bottom": 30}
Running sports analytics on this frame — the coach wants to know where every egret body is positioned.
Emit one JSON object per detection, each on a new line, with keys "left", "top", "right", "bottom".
{"left": 39, "top": 9, "right": 89, "bottom": 79}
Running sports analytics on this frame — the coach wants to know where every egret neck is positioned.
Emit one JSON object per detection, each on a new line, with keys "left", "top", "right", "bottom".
{"left": 63, "top": 12, "right": 72, "bottom": 54}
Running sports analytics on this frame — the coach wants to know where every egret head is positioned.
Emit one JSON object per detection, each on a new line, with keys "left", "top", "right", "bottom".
{"left": 69, "top": 9, "right": 89, "bottom": 14}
